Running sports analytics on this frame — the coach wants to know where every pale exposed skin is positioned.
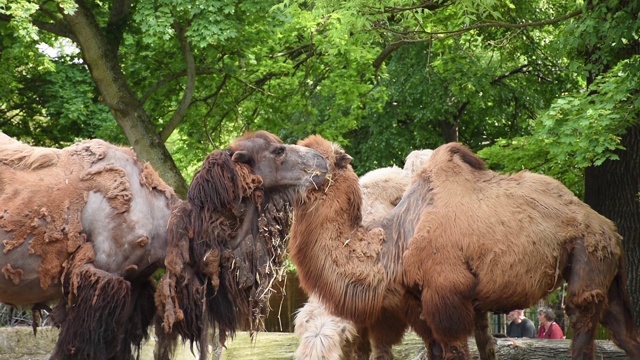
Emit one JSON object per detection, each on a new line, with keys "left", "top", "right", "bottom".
{"left": 0, "top": 131, "right": 328, "bottom": 360}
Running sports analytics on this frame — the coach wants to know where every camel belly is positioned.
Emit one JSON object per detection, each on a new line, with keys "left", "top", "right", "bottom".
{"left": 0, "top": 239, "right": 62, "bottom": 306}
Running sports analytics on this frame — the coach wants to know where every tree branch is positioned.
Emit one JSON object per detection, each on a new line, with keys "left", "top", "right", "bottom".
{"left": 490, "top": 64, "right": 530, "bottom": 84}
{"left": 0, "top": 12, "right": 76, "bottom": 42}
{"left": 106, "top": 0, "right": 133, "bottom": 52}
{"left": 160, "top": 23, "right": 197, "bottom": 142}
{"left": 373, "top": 9, "right": 584, "bottom": 73}
{"left": 371, "top": 1, "right": 450, "bottom": 15}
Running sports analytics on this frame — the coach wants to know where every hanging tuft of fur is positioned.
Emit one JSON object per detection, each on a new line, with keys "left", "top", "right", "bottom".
{"left": 156, "top": 148, "right": 292, "bottom": 359}
{"left": 51, "top": 243, "right": 151, "bottom": 360}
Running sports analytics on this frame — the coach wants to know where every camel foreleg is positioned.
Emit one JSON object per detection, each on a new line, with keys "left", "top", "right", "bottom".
{"left": 51, "top": 264, "right": 142, "bottom": 360}
{"left": 369, "top": 308, "right": 408, "bottom": 360}
{"left": 352, "top": 326, "right": 372, "bottom": 360}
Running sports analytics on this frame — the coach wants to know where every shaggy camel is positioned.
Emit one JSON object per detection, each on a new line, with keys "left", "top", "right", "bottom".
{"left": 290, "top": 135, "right": 640, "bottom": 360}
{"left": 294, "top": 150, "right": 433, "bottom": 360}
{"left": 0, "top": 131, "right": 327, "bottom": 360}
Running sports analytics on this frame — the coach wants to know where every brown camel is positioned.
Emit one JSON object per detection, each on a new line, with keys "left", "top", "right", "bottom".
{"left": 294, "top": 150, "right": 434, "bottom": 360}
{"left": 290, "top": 135, "right": 640, "bottom": 360}
{"left": 0, "top": 131, "right": 327, "bottom": 360}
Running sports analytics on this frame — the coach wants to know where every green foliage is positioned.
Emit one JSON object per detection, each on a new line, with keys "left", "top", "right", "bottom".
{"left": 0, "top": 21, "right": 115, "bottom": 146}
{"left": 539, "top": 56, "right": 640, "bottom": 167}
{"left": 2, "top": 0, "right": 638, "bottom": 192}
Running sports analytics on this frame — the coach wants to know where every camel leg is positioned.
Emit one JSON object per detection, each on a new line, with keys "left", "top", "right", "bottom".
{"left": 353, "top": 326, "right": 372, "bottom": 360}
{"left": 564, "top": 239, "right": 609, "bottom": 360}
{"left": 368, "top": 312, "right": 408, "bottom": 360}
{"left": 154, "top": 316, "right": 179, "bottom": 360}
{"left": 473, "top": 311, "right": 496, "bottom": 360}
{"left": 51, "top": 264, "right": 137, "bottom": 360}
{"left": 438, "top": 340, "right": 470, "bottom": 360}
{"left": 411, "top": 319, "right": 444, "bottom": 360}
{"left": 599, "top": 265, "right": 640, "bottom": 358}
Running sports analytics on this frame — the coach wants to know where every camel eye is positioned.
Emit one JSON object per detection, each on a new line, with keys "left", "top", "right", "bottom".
{"left": 273, "top": 145, "right": 285, "bottom": 157}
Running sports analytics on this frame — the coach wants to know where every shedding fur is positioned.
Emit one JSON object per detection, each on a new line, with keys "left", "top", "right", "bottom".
{"left": 292, "top": 137, "right": 640, "bottom": 360}
{"left": 0, "top": 134, "right": 175, "bottom": 360}
{"left": 154, "top": 131, "right": 328, "bottom": 360}
{"left": 0, "top": 131, "right": 328, "bottom": 360}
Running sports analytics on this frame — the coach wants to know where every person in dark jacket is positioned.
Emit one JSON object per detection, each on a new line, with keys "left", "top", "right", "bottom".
{"left": 506, "top": 309, "right": 536, "bottom": 338}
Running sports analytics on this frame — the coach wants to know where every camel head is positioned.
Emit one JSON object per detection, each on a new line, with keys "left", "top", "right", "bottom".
{"left": 187, "top": 131, "right": 328, "bottom": 211}
{"left": 297, "top": 134, "right": 353, "bottom": 173}
{"left": 229, "top": 130, "right": 328, "bottom": 190}
{"left": 297, "top": 134, "right": 362, "bottom": 227}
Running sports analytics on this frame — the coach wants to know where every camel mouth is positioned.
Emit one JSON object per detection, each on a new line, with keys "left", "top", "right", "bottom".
{"left": 308, "top": 168, "right": 327, "bottom": 190}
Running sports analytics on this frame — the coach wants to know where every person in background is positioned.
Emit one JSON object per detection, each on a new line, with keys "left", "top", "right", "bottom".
{"left": 506, "top": 309, "right": 536, "bottom": 338}
{"left": 537, "top": 307, "right": 564, "bottom": 339}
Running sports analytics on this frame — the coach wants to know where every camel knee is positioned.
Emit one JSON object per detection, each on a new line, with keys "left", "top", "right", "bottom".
{"left": 442, "top": 341, "right": 471, "bottom": 360}
{"left": 421, "top": 294, "right": 474, "bottom": 342}
{"left": 566, "top": 290, "right": 606, "bottom": 335}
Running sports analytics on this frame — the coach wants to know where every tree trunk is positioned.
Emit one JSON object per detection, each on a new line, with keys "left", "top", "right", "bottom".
{"left": 584, "top": 123, "right": 640, "bottom": 326}
{"left": 61, "top": 1, "right": 188, "bottom": 198}
{"left": 410, "top": 338, "right": 629, "bottom": 360}
{"left": 489, "top": 339, "right": 629, "bottom": 359}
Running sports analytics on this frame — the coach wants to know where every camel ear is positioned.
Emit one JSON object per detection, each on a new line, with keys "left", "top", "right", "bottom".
{"left": 336, "top": 152, "right": 353, "bottom": 169}
{"left": 231, "top": 150, "right": 252, "bottom": 164}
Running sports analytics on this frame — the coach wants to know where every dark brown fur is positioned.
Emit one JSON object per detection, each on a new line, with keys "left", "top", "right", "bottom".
{"left": 291, "top": 138, "right": 640, "bottom": 360}
{"left": 155, "top": 131, "right": 328, "bottom": 360}
{"left": 0, "top": 131, "right": 327, "bottom": 360}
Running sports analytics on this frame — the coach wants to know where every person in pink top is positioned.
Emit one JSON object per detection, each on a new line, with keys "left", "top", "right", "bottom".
{"left": 537, "top": 307, "right": 564, "bottom": 339}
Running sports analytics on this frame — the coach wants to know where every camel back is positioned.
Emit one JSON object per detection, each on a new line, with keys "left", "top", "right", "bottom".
{"left": 359, "top": 166, "right": 410, "bottom": 226}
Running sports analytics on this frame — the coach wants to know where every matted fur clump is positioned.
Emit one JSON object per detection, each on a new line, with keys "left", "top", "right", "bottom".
{"left": 0, "top": 132, "right": 177, "bottom": 359}
{"left": 155, "top": 131, "right": 328, "bottom": 360}
{"left": 290, "top": 135, "right": 640, "bottom": 360}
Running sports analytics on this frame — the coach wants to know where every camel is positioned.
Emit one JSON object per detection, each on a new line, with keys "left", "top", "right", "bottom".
{"left": 0, "top": 131, "right": 327, "bottom": 360}
{"left": 294, "top": 150, "right": 433, "bottom": 359}
{"left": 289, "top": 135, "right": 640, "bottom": 360}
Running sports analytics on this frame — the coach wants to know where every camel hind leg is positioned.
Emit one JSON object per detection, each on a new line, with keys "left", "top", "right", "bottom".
{"left": 563, "top": 238, "right": 612, "bottom": 360}
{"left": 51, "top": 264, "right": 140, "bottom": 360}
{"left": 599, "top": 257, "right": 640, "bottom": 358}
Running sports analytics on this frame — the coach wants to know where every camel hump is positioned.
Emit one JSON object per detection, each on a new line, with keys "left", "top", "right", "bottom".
{"left": 440, "top": 142, "right": 486, "bottom": 171}
{"left": 0, "top": 132, "right": 61, "bottom": 170}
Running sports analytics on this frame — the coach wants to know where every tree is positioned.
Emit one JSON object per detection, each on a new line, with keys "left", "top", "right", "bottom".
{"left": 481, "top": 1, "right": 640, "bottom": 324}
{"left": 4, "top": 0, "right": 639, "bottom": 326}
{"left": 2, "top": 1, "right": 188, "bottom": 195}
{"left": 1, "top": 0, "right": 386, "bottom": 191}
